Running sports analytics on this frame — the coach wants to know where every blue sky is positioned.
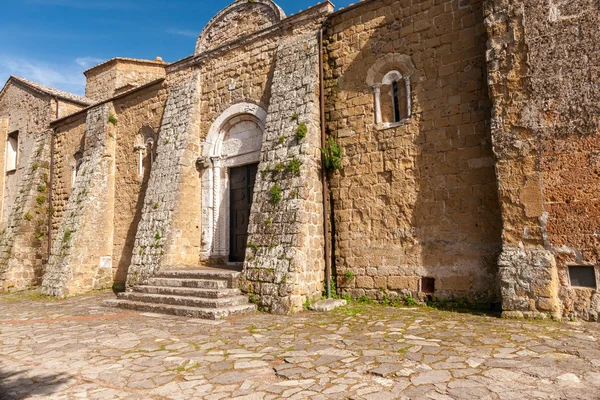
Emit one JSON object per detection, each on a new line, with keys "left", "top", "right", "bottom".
{"left": 0, "top": 0, "right": 353, "bottom": 96}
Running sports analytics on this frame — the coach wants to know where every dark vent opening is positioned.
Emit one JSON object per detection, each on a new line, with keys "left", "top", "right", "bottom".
{"left": 569, "top": 265, "right": 597, "bottom": 289}
{"left": 421, "top": 277, "right": 435, "bottom": 294}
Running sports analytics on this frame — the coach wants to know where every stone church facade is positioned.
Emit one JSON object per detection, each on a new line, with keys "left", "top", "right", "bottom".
{"left": 0, "top": 0, "right": 598, "bottom": 321}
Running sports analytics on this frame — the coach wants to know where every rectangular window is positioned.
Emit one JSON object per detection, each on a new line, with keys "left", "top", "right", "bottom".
{"left": 6, "top": 131, "right": 18, "bottom": 172}
{"left": 569, "top": 265, "right": 597, "bottom": 289}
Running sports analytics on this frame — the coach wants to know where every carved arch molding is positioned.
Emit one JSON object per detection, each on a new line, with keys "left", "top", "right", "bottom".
{"left": 199, "top": 102, "right": 267, "bottom": 262}
{"left": 195, "top": 0, "right": 286, "bottom": 54}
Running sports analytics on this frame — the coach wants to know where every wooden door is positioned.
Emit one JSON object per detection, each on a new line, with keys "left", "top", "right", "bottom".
{"left": 229, "top": 164, "right": 258, "bottom": 262}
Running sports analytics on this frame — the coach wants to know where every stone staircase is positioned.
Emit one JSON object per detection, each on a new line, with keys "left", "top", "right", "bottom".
{"left": 103, "top": 269, "right": 256, "bottom": 320}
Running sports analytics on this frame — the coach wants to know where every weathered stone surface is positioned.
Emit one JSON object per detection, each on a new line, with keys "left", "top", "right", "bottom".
{"left": 484, "top": 0, "right": 600, "bottom": 321}
{"left": 2, "top": 291, "right": 599, "bottom": 399}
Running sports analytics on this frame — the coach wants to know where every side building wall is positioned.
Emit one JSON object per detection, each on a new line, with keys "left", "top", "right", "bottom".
{"left": 485, "top": 0, "right": 600, "bottom": 320}
{"left": 324, "top": 0, "right": 503, "bottom": 303}
{"left": 0, "top": 83, "right": 51, "bottom": 225}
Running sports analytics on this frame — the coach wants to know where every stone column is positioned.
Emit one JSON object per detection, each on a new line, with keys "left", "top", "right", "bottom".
{"left": 373, "top": 85, "right": 382, "bottom": 125}
{"left": 404, "top": 77, "right": 412, "bottom": 118}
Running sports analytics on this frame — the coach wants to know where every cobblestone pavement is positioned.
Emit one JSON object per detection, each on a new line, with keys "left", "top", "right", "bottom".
{"left": 0, "top": 291, "right": 599, "bottom": 400}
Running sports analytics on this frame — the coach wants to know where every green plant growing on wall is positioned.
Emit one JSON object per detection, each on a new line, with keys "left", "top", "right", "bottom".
{"left": 154, "top": 202, "right": 159, "bottom": 209}
{"left": 295, "top": 122, "right": 307, "bottom": 140}
{"left": 32, "top": 163, "right": 39, "bottom": 171}
{"left": 290, "top": 188, "right": 299, "bottom": 199}
{"left": 286, "top": 158, "right": 302, "bottom": 176}
{"left": 291, "top": 113, "right": 299, "bottom": 121}
{"left": 107, "top": 114, "right": 118, "bottom": 125}
{"left": 38, "top": 183, "right": 47, "bottom": 193}
{"left": 36, "top": 196, "right": 46, "bottom": 205}
{"left": 247, "top": 241, "right": 258, "bottom": 253}
{"left": 24, "top": 212, "right": 33, "bottom": 221}
{"left": 274, "top": 162, "right": 285, "bottom": 173}
{"left": 278, "top": 135, "right": 285, "bottom": 144}
{"left": 405, "top": 296, "right": 417, "bottom": 307}
{"left": 344, "top": 270, "right": 355, "bottom": 280}
{"left": 270, "top": 185, "right": 282, "bottom": 204}
{"left": 155, "top": 233, "right": 162, "bottom": 240}
{"left": 265, "top": 218, "right": 272, "bottom": 227}
{"left": 63, "top": 229, "right": 74, "bottom": 242}
{"left": 322, "top": 137, "right": 342, "bottom": 171}
{"left": 35, "top": 232, "right": 45, "bottom": 240}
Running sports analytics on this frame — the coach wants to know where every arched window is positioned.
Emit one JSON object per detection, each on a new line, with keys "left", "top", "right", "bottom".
{"left": 134, "top": 128, "right": 156, "bottom": 178}
{"left": 367, "top": 54, "right": 415, "bottom": 129}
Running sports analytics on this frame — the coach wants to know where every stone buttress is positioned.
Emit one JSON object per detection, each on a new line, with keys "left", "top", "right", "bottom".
{"left": 42, "top": 105, "right": 116, "bottom": 297}
{"left": 0, "top": 127, "right": 52, "bottom": 291}
{"left": 241, "top": 33, "right": 326, "bottom": 314}
{"left": 126, "top": 68, "right": 203, "bottom": 286}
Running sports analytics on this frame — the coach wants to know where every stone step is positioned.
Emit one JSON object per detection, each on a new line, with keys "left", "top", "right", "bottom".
{"left": 132, "top": 285, "right": 241, "bottom": 299}
{"left": 147, "top": 277, "right": 227, "bottom": 290}
{"left": 117, "top": 292, "right": 249, "bottom": 309}
{"left": 103, "top": 299, "right": 256, "bottom": 320}
{"left": 156, "top": 269, "right": 241, "bottom": 288}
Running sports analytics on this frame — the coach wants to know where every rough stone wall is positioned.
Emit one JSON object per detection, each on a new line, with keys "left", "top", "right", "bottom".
{"left": 242, "top": 32, "right": 325, "bottom": 314}
{"left": 0, "top": 83, "right": 51, "bottom": 224}
{"left": 112, "top": 82, "right": 167, "bottom": 289}
{"left": 56, "top": 100, "right": 86, "bottom": 119}
{"left": 198, "top": 39, "right": 277, "bottom": 139}
{"left": 84, "top": 63, "right": 117, "bottom": 103}
{"left": 85, "top": 60, "right": 166, "bottom": 102}
{"left": 485, "top": 0, "right": 600, "bottom": 320}
{"left": 127, "top": 67, "right": 202, "bottom": 285}
{"left": 42, "top": 104, "right": 116, "bottom": 297}
{"left": 324, "top": 0, "right": 502, "bottom": 303}
{"left": 0, "top": 130, "right": 51, "bottom": 291}
{"left": 51, "top": 115, "right": 86, "bottom": 241}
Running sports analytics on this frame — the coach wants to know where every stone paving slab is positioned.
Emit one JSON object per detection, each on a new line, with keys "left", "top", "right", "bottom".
{"left": 0, "top": 291, "right": 599, "bottom": 399}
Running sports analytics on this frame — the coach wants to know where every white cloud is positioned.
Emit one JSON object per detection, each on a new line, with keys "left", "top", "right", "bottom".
{"left": 0, "top": 55, "right": 87, "bottom": 96}
{"left": 75, "top": 57, "right": 105, "bottom": 69}
{"left": 166, "top": 29, "right": 198, "bottom": 38}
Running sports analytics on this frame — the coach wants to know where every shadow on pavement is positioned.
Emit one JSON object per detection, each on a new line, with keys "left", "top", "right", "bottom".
{"left": 0, "top": 367, "right": 72, "bottom": 400}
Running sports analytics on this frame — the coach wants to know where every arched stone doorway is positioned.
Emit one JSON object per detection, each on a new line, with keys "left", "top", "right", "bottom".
{"left": 200, "top": 102, "right": 266, "bottom": 268}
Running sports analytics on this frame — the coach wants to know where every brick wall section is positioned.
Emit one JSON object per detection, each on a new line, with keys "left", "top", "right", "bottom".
{"left": 485, "top": 0, "right": 600, "bottom": 320}
{"left": 42, "top": 104, "right": 116, "bottom": 297}
{"left": 127, "top": 68, "right": 202, "bottom": 285}
{"left": 112, "top": 82, "right": 167, "bottom": 288}
{"left": 324, "top": 0, "right": 502, "bottom": 303}
{"left": 242, "top": 32, "right": 325, "bottom": 314}
{"left": 0, "top": 130, "right": 51, "bottom": 291}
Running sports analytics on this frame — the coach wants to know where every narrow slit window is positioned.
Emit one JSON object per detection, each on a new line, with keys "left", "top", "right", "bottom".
{"left": 393, "top": 81, "right": 401, "bottom": 123}
{"left": 72, "top": 152, "right": 83, "bottom": 187}
{"left": 6, "top": 131, "right": 18, "bottom": 172}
